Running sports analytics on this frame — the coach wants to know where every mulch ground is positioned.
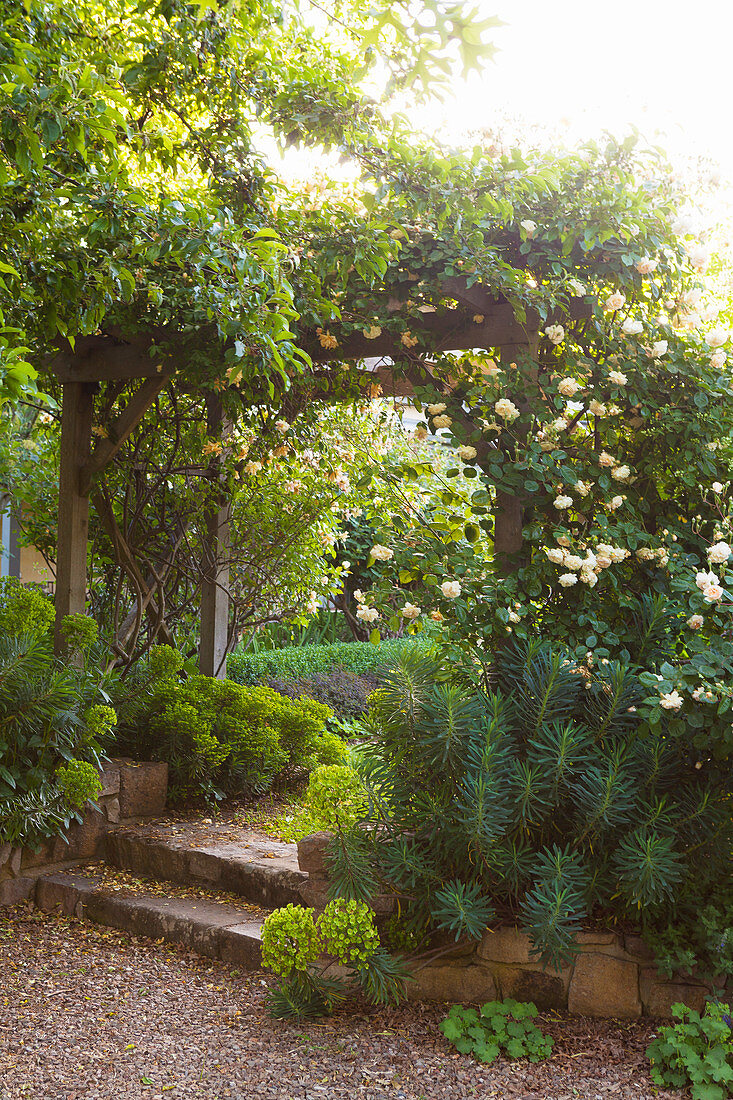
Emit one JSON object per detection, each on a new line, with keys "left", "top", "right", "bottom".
{"left": 0, "top": 904, "right": 685, "bottom": 1100}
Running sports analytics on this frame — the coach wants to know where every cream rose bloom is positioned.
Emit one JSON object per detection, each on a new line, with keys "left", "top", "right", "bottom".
{"left": 696, "top": 570, "right": 719, "bottom": 590}
{"left": 557, "top": 377, "right": 581, "bottom": 397}
{"left": 554, "top": 495, "right": 573, "bottom": 510}
{"left": 401, "top": 602, "right": 421, "bottom": 619}
{"left": 659, "top": 690, "right": 684, "bottom": 710}
{"left": 621, "top": 318, "right": 644, "bottom": 336}
{"left": 356, "top": 606, "right": 379, "bottom": 623}
{"left": 520, "top": 219, "right": 537, "bottom": 237}
{"left": 544, "top": 324, "right": 565, "bottom": 345}
{"left": 703, "top": 583, "right": 724, "bottom": 603}
{"left": 545, "top": 548, "right": 565, "bottom": 564}
{"left": 608, "top": 370, "right": 628, "bottom": 385}
{"left": 426, "top": 402, "right": 446, "bottom": 415}
{"left": 441, "top": 579, "right": 462, "bottom": 598}
{"left": 363, "top": 324, "right": 382, "bottom": 339}
{"left": 457, "top": 445, "right": 478, "bottom": 461}
{"left": 370, "top": 544, "right": 394, "bottom": 561}
{"left": 612, "top": 465, "right": 631, "bottom": 481}
{"left": 598, "top": 451, "right": 617, "bottom": 467}
{"left": 495, "top": 398, "right": 520, "bottom": 422}
{"left": 432, "top": 414, "right": 452, "bottom": 428}
{"left": 687, "top": 614, "right": 704, "bottom": 629}
{"left": 706, "top": 327, "right": 729, "bottom": 349}
{"left": 558, "top": 573, "right": 578, "bottom": 587}
{"left": 563, "top": 554, "right": 584, "bottom": 572}
{"left": 604, "top": 291, "right": 626, "bottom": 311}
{"left": 635, "top": 257, "right": 658, "bottom": 275}
{"left": 708, "top": 541, "right": 731, "bottom": 564}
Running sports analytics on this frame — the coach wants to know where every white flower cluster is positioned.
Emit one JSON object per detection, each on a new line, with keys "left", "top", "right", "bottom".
{"left": 696, "top": 569, "right": 724, "bottom": 603}
{"left": 636, "top": 546, "right": 669, "bottom": 566}
{"left": 353, "top": 589, "right": 379, "bottom": 623}
{"left": 370, "top": 544, "right": 393, "bottom": 561}
{"left": 545, "top": 540, "right": 629, "bottom": 592}
{"left": 494, "top": 398, "right": 520, "bottom": 422}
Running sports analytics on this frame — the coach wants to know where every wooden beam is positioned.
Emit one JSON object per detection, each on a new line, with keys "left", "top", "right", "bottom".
{"left": 79, "top": 369, "right": 176, "bottom": 493}
{"left": 49, "top": 341, "right": 168, "bottom": 382}
{"left": 54, "top": 381, "right": 95, "bottom": 655}
{"left": 199, "top": 394, "right": 231, "bottom": 679}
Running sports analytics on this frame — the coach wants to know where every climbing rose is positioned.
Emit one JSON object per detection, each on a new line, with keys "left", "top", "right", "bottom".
{"left": 441, "top": 580, "right": 462, "bottom": 598}
{"left": 363, "top": 324, "right": 382, "bottom": 339}
{"left": 710, "top": 349, "right": 727, "bottom": 369}
{"left": 589, "top": 399, "right": 607, "bottom": 416}
{"left": 711, "top": 482, "right": 724, "bottom": 494}
{"left": 598, "top": 451, "right": 617, "bottom": 467}
{"left": 708, "top": 541, "right": 732, "bottom": 564}
{"left": 426, "top": 402, "right": 447, "bottom": 415}
{"left": 557, "top": 377, "right": 581, "bottom": 397}
{"left": 696, "top": 570, "right": 719, "bottom": 590}
{"left": 457, "top": 445, "right": 478, "bottom": 461}
{"left": 401, "top": 602, "right": 421, "bottom": 620}
{"left": 401, "top": 331, "right": 419, "bottom": 348}
{"left": 608, "top": 370, "right": 628, "bottom": 385}
{"left": 544, "top": 324, "right": 565, "bottom": 345}
{"left": 706, "top": 327, "right": 729, "bottom": 348}
{"left": 433, "top": 414, "right": 452, "bottom": 428}
{"left": 414, "top": 425, "right": 428, "bottom": 441}
{"left": 635, "top": 257, "right": 658, "bottom": 275}
{"left": 685, "top": 242, "right": 710, "bottom": 272}
{"left": 494, "top": 398, "right": 520, "bottom": 422}
{"left": 520, "top": 219, "right": 537, "bottom": 237}
{"left": 558, "top": 573, "right": 578, "bottom": 587}
{"left": 575, "top": 480, "right": 591, "bottom": 497}
{"left": 703, "top": 583, "right": 724, "bottom": 603}
{"left": 317, "top": 329, "right": 339, "bottom": 349}
{"left": 580, "top": 570, "right": 598, "bottom": 586}
{"left": 563, "top": 555, "right": 583, "bottom": 571}
{"left": 612, "top": 465, "right": 631, "bottom": 481}
{"left": 554, "top": 495, "right": 573, "bottom": 510}
{"left": 356, "top": 606, "right": 379, "bottom": 623}
{"left": 243, "top": 460, "right": 262, "bottom": 474}
{"left": 604, "top": 292, "right": 626, "bottom": 311}
{"left": 545, "top": 548, "right": 565, "bottom": 564}
{"left": 430, "top": 610, "right": 444, "bottom": 622}
{"left": 650, "top": 340, "right": 668, "bottom": 358}
{"left": 687, "top": 614, "right": 704, "bottom": 629}
{"left": 659, "top": 690, "right": 684, "bottom": 710}
{"left": 622, "top": 318, "right": 644, "bottom": 336}
{"left": 370, "top": 544, "right": 393, "bottom": 561}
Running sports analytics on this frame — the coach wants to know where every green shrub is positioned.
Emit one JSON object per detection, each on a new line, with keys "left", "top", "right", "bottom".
{"left": 266, "top": 668, "right": 381, "bottom": 720}
{"left": 327, "top": 644, "right": 732, "bottom": 969}
{"left": 273, "top": 763, "right": 366, "bottom": 842}
{"left": 261, "top": 898, "right": 406, "bottom": 1019}
{"left": 228, "top": 638, "right": 428, "bottom": 685}
{"left": 113, "top": 647, "right": 344, "bottom": 802}
{"left": 646, "top": 1003, "right": 733, "bottom": 1100}
{"left": 440, "top": 1001, "right": 554, "bottom": 1064}
{"left": 0, "top": 592, "right": 117, "bottom": 847}
{"left": 645, "top": 882, "right": 733, "bottom": 993}
{"left": 0, "top": 578, "right": 53, "bottom": 637}
{"left": 56, "top": 759, "right": 103, "bottom": 808}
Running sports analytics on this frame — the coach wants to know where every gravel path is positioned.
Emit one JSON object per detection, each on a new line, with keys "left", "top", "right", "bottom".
{"left": 0, "top": 904, "right": 684, "bottom": 1100}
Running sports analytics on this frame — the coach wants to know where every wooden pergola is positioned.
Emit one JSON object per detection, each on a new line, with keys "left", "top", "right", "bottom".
{"left": 48, "top": 285, "right": 589, "bottom": 676}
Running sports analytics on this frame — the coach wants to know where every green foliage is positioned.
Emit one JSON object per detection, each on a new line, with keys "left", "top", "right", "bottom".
{"left": 60, "top": 613, "right": 98, "bottom": 654}
{"left": 274, "top": 764, "right": 365, "bottom": 842}
{"left": 329, "top": 647, "right": 732, "bottom": 969}
{"left": 440, "top": 1001, "right": 554, "bottom": 1064}
{"left": 228, "top": 638, "right": 426, "bottom": 686}
{"left": 646, "top": 1003, "right": 733, "bottom": 1100}
{"left": 113, "top": 646, "right": 341, "bottom": 801}
{"left": 261, "top": 905, "right": 322, "bottom": 977}
{"left": 646, "top": 882, "right": 733, "bottom": 991}
{"left": 55, "top": 759, "right": 102, "bottom": 809}
{"left": 261, "top": 898, "right": 407, "bottom": 1019}
{"left": 0, "top": 578, "right": 53, "bottom": 637}
{"left": 265, "top": 669, "right": 380, "bottom": 721}
{"left": 318, "top": 899, "right": 380, "bottom": 968}
{"left": 0, "top": 586, "right": 117, "bottom": 846}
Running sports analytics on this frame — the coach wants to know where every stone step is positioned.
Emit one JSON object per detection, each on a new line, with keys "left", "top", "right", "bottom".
{"left": 34, "top": 870, "right": 264, "bottom": 969}
{"left": 104, "top": 823, "right": 306, "bottom": 909}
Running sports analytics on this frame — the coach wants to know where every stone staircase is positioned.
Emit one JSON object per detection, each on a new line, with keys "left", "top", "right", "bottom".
{"left": 2, "top": 762, "right": 307, "bottom": 972}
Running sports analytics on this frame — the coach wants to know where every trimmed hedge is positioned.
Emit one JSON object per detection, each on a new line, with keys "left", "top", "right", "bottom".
{"left": 228, "top": 638, "right": 428, "bottom": 686}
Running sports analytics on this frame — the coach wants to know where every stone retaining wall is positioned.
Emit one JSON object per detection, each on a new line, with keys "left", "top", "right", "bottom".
{"left": 297, "top": 831, "right": 721, "bottom": 1019}
{"left": 0, "top": 759, "right": 167, "bottom": 906}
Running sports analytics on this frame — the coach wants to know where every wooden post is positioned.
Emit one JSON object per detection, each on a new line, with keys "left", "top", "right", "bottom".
{"left": 199, "top": 394, "right": 230, "bottom": 679}
{"left": 54, "top": 381, "right": 95, "bottom": 654}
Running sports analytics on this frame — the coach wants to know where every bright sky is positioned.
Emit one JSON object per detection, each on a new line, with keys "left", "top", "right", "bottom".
{"left": 428, "top": 0, "right": 733, "bottom": 174}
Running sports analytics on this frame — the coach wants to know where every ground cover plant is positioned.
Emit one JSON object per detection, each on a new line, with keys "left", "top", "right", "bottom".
{"left": 440, "top": 1000, "right": 554, "bottom": 1064}
{"left": 646, "top": 1002, "right": 733, "bottom": 1100}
